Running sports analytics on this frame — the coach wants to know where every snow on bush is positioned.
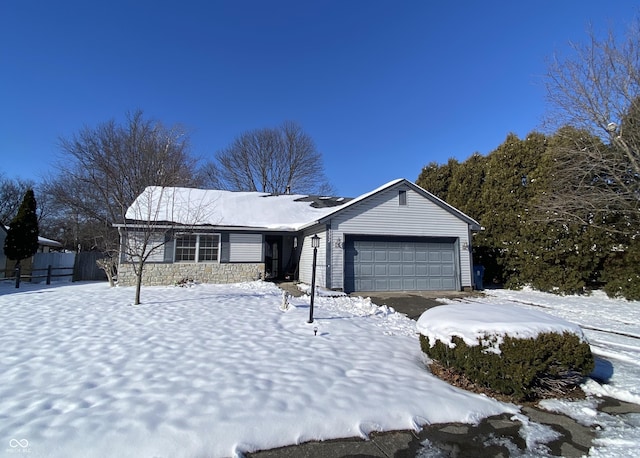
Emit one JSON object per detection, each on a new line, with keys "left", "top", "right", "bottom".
{"left": 417, "top": 303, "right": 594, "bottom": 400}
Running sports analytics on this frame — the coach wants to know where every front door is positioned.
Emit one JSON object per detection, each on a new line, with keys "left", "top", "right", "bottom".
{"left": 265, "top": 236, "right": 280, "bottom": 279}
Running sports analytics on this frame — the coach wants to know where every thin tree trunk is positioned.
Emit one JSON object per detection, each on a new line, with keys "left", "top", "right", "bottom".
{"left": 134, "top": 258, "right": 144, "bottom": 305}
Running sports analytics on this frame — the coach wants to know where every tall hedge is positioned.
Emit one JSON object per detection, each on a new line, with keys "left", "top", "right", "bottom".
{"left": 416, "top": 129, "right": 636, "bottom": 299}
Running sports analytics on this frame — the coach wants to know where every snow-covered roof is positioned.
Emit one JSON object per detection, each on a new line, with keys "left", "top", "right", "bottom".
{"left": 123, "top": 178, "right": 480, "bottom": 231}
{"left": 123, "top": 186, "right": 352, "bottom": 231}
{"left": 37, "top": 236, "right": 63, "bottom": 247}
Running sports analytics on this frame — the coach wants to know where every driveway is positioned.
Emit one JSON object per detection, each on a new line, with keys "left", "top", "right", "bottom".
{"left": 353, "top": 290, "right": 474, "bottom": 320}
{"left": 275, "top": 281, "right": 476, "bottom": 321}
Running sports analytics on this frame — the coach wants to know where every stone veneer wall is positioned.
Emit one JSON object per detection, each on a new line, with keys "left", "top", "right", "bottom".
{"left": 117, "top": 262, "right": 265, "bottom": 286}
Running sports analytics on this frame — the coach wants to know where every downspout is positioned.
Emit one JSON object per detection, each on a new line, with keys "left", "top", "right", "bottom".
{"left": 325, "top": 224, "right": 331, "bottom": 289}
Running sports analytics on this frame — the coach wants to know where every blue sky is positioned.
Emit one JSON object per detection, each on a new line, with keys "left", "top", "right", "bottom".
{"left": 1, "top": 1, "right": 638, "bottom": 197}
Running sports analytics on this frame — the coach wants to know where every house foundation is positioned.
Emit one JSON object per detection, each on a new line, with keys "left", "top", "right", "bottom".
{"left": 117, "top": 263, "right": 265, "bottom": 286}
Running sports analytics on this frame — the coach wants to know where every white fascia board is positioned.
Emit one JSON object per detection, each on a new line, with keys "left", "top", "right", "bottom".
{"left": 113, "top": 223, "right": 301, "bottom": 233}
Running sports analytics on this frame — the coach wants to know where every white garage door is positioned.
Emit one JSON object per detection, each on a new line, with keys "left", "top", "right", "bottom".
{"left": 344, "top": 237, "right": 457, "bottom": 292}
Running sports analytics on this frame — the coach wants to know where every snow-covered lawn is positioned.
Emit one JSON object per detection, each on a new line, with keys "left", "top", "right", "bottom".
{"left": 0, "top": 281, "right": 638, "bottom": 457}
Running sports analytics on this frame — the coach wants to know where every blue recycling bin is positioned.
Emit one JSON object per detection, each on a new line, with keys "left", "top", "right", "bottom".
{"left": 474, "top": 265, "right": 485, "bottom": 291}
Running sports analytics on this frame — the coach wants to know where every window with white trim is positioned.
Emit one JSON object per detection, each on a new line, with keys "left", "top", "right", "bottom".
{"left": 175, "top": 233, "right": 220, "bottom": 262}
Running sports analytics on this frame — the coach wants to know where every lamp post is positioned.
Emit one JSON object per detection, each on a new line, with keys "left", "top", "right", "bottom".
{"left": 308, "top": 234, "right": 320, "bottom": 324}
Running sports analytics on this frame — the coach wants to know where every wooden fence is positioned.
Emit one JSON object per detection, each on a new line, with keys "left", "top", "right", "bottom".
{"left": 33, "top": 252, "right": 76, "bottom": 280}
{"left": 73, "top": 251, "right": 107, "bottom": 281}
{"left": 1, "top": 251, "right": 108, "bottom": 287}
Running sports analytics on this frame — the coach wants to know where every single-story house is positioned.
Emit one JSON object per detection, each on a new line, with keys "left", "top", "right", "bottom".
{"left": 115, "top": 178, "right": 481, "bottom": 292}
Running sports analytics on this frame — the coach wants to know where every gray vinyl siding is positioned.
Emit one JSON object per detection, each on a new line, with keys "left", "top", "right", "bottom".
{"left": 328, "top": 185, "right": 473, "bottom": 290}
{"left": 229, "top": 233, "right": 263, "bottom": 262}
{"left": 298, "top": 229, "right": 327, "bottom": 288}
{"left": 125, "top": 231, "right": 165, "bottom": 263}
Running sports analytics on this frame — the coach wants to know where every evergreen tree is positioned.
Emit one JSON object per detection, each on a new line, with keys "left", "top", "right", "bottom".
{"left": 602, "top": 238, "right": 640, "bottom": 300}
{"left": 447, "top": 153, "right": 487, "bottom": 219}
{"left": 416, "top": 158, "right": 458, "bottom": 201}
{"left": 416, "top": 128, "right": 634, "bottom": 297}
{"left": 4, "top": 189, "right": 39, "bottom": 268}
{"left": 510, "top": 130, "right": 616, "bottom": 294}
{"left": 475, "top": 133, "right": 545, "bottom": 284}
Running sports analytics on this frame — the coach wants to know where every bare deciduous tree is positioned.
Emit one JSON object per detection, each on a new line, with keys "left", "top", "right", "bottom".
{"left": 43, "top": 110, "right": 201, "bottom": 284}
{"left": 0, "top": 174, "right": 35, "bottom": 225}
{"left": 210, "top": 121, "right": 333, "bottom": 195}
{"left": 543, "top": 21, "right": 640, "bottom": 234}
{"left": 117, "top": 186, "right": 214, "bottom": 305}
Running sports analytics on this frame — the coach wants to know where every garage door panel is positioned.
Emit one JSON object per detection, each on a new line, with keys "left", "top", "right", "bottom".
{"left": 403, "top": 278, "right": 416, "bottom": 290}
{"left": 441, "top": 251, "right": 455, "bottom": 263}
{"left": 345, "top": 238, "right": 457, "bottom": 292}
{"left": 442, "top": 265, "right": 455, "bottom": 276}
{"left": 374, "top": 264, "right": 387, "bottom": 276}
{"left": 359, "top": 279, "right": 374, "bottom": 291}
{"left": 442, "top": 278, "right": 456, "bottom": 289}
{"left": 360, "top": 250, "right": 374, "bottom": 262}
{"left": 402, "top": 251, "right": 415, "bottom": 262}
{"left": 389, "top": 264, "right": 402, "bottom": 276}
{"left": 388, "top": 250, "right": 402, "bottom": 262}
{"left": 374, "top": 250, "right": 388, "bottom": 262}
{"left": 360, "top": 264, "right": 374, "bottom": 276}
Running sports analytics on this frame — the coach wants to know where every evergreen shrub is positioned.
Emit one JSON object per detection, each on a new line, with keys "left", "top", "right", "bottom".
{"left": 420, "top": 331, "right": 594, "bottom": 401}
{"left": 602, "top": 240, "right": 640, "bottom": 301}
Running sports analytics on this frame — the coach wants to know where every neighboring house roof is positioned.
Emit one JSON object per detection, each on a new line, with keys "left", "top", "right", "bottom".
{"left": 38, "top": 236, "right": 63, "bottom": 248}
{"left": 2, "top": 225, "right": 63, "bottom": 247}
{"left": 121, "top": 179, "right": 480, "bottom": 231}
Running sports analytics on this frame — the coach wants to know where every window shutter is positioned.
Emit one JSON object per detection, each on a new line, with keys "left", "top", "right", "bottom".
{"left": 163, "top": 232, "right": 174, "bottom": 262}
{"left": 220, "top": 232, "right": 230, "bottom": 263}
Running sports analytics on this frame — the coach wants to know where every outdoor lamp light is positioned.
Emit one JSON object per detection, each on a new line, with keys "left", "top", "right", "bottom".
{"left": 308, "top": 234, "right": 320, "bottom": 323}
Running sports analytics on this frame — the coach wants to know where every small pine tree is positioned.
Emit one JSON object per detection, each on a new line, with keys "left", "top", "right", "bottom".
{"left": 4, "top": 189, "right": 39, "bottom": 267}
